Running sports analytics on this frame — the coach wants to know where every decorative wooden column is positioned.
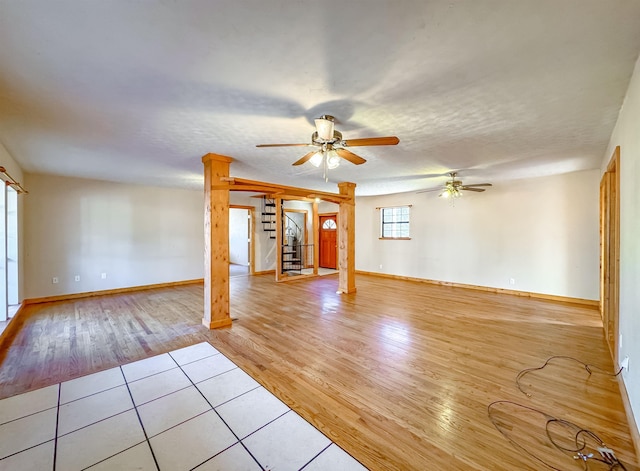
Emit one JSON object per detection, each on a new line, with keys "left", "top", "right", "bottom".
{"left": 338, "top": 182, "right": 356, "bottom": 294}
{"left": 202, "top": 153, "right": 233, "bottom": 329}
{"left": 312, "top": 199, "right": 319, "bottom": 275}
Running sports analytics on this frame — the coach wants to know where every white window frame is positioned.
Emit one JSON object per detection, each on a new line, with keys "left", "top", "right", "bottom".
{"left": 379, "top": 205, "right": 411, "bottom": 240}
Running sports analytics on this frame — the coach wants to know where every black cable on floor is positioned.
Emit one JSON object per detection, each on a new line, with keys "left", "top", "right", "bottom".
{"left": 488, "top": 400, "right": 628, "bottom": 470}
{"left": 516, "top": 355, "right": 622, "bottom": 398}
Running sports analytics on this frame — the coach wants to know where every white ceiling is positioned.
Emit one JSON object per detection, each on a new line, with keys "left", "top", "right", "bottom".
{"left": 1, "top": 1, "right": 640, "bottom": 196}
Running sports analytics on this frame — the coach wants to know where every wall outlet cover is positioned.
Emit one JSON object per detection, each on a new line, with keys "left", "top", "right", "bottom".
{"left": 621, "top": 356, "right": 629, "bottom": 371}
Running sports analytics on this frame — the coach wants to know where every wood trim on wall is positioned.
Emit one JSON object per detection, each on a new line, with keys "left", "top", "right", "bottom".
{"left": 0, "top": 279, "right": 204, "bottom": 357}
{"left": 23, "top": 279, "right": 204, "bottom": 305}
{"left": 0, "top": 303, "right": 28, "bottom": 355}
{"left": 355, "top": 271, "right": 599, "bottom": 307}
{"left": 618, "top": 374, "right": 640, "bottom": 460}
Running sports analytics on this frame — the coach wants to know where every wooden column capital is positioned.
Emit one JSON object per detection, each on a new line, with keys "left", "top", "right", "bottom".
{"left": 202, "top": 153, "right": 233, "bottom": 164}
{"left": 337, "top": 181, "right": 357, "bottom": 190}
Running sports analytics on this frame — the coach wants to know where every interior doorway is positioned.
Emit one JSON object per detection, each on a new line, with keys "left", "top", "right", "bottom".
{"left": 0, "top": 185, "right": 18, "bottom": 323}
{"left": 600, "top": 146, "right": 620, "bottom": 363}
{"left": 229, "top": 206, "right": 254, "bottom": 276}
{"left": 319, "top": 214, "right": 337, "bottom": 269}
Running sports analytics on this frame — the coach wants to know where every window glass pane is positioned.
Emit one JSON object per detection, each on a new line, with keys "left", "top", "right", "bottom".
{"left": 380, "top": 206, "right": 410, "bottom": 238}
{"left": 322, "top": 219, "right": 336, "bottom": 230}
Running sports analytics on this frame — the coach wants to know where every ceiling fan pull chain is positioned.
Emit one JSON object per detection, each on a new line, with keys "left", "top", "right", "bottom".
{"left": 323, "top": 148, "right": 328, "bottom": 182}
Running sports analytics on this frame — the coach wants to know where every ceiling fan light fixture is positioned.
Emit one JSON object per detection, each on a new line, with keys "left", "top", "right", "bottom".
{"left": 315, "top": 115, "right": 335, "bottom": 141}
{"left": 309, "top": 151, "right": 324, "bottom": 167}
{"left": 439, "top": 187, "right": 462, "bottom": 198}
{"left": 326, "top": 151, "right": 341, "bottom": 169}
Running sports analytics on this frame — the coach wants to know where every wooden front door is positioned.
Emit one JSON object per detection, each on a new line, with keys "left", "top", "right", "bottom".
{"left": 319, "top": 215, "right": 337, "bottom": 269}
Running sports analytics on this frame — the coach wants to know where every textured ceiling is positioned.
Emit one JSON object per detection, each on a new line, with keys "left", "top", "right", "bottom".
{"left": 1, "top": 1, "right": 640, "bottom": 196}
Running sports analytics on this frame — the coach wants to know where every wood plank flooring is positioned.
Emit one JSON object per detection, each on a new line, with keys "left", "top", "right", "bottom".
{"left": 0, "top": 274, "right": 637, "bottom": 470}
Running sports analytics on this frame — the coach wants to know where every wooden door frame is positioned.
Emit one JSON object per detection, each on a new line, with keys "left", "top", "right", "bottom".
{"left": 283, "top": 208, "right": 308, "bottom": 245}
{"left": 600, "top": 146, "right": 620, "bottom": 363}
{"left": 230, "top": 205, "right": 255, "bottom": 275}
{"left": 319, "top": 212, "right": 338, "bottom": 269}
{"left": 284, "top": 208, "right": 310, "bottom": 268}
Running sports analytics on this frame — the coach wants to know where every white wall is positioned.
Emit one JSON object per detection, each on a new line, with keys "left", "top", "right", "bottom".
{"left": 356, "top": 170, "right": 600, "bottom": 300}
{"left": 603, "top": 54, "right": 640, "bottom": 431}
{"left": 24, "top": 174, "right": 203, "bottom": 298}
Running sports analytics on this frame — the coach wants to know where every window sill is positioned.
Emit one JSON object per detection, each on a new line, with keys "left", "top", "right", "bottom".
{"left": 379, "top": 237, "right": 411, "bottom": 240}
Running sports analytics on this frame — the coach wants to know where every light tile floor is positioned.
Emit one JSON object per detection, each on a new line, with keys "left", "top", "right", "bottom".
{"left": 0, "top": 342, "right": 367, "bottom": 471}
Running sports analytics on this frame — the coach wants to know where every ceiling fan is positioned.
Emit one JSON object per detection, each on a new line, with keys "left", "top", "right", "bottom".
{"left": 417, "top": 172, "right": 492, "bottom": 198}
{"left": 256, "top": 115, "right": 399, "bottom": 180}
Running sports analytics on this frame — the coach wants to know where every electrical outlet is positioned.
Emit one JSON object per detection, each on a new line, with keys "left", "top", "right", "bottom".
{"left": 101, "top": 273, "right": 107, "bottom": 279}
{"left": 509, "top": 278, "right": 516, "bottom": 285}
{"left": 621, "top": 356, "right": 629, "bottom": 371}
{"left": 52, "top": 277, "right": 59, "bottom": 284}
{"left": 74, "top": 275, "right": 80, "bottom": 282}
{"left": 379, "top": 264, "right": 383, "bottom": 269}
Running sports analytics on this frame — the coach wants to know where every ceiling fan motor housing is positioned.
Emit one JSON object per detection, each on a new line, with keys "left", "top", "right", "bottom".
{"left": 311, "top": 130, "right": 342, "bottom": 145}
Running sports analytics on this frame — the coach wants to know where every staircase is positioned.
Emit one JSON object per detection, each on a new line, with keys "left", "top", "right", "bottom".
{"left": 261, "top": 197, "right": 312, "bottom": 276}
{"left": 261, "top": 197, "right": 277, "bottom": 239}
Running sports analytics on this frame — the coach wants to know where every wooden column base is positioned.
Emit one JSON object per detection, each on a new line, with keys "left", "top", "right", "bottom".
{"left": 202, "top": 317, "right": 232, "bottom": 330}
{"left": 337, "top": 287, "right": 357, "bottom": 294}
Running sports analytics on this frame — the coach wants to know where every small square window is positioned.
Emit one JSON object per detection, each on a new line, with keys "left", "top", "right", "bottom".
{"left": 380, "top": 206, "right": 410, "bottom": 239}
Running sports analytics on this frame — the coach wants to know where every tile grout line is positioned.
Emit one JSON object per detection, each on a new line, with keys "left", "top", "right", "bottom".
{"left": 56, "top": 406, "right": 136, "bottom": 439}
{"left": 58, "top": 382, "right": 124, "bottom": 407}
{"left": 167, "top": 349, "right": 266, "bottom": 471}
{"left": 133, "top": 383, "right": 193, "bottom": 409}
{"left": 0, "top": 404, "right": 58, "bottom": 427}
{"left": 52, "top": 383, "right": 61, "bottom": 471}
{"left": 0, "top": 440, "right": 56, "bottom": 462}
{"left": 298, "top": 443, "right": 333, "bottom": 470}
{"left": 123, "top": 351, "right": 222, "bottom": 384}
{"left": 120, "top": 365, "right": 161, "bottom": 471}
{"left": 81, "top": 441, "right": 148, "bottom": 470}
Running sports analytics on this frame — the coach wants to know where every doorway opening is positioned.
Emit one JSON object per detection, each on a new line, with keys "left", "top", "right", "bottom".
{"left": 229, "top": 206, "right": 254, "bottom": 277}
{"left": 600, "top": 146, "right": 620, "bottom": 363}
{"left": 0, "top": 185, "right": 19, "bottom": 325}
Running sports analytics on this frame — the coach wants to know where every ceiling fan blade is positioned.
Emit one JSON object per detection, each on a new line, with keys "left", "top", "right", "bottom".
{"left": 461, "top": 187, "right": 485, "bottom": 192}
{"left": 256, "top": 143, "right": 315, "bottom": 148}
{"left": 416, "top": 187, "right": 445, "bottom": 194}
{"left": 462, "top": 183, "right": 492, "bottom": 187}
{"left": 342, "top": 136, "right": 400, "bottom": 147}
{"left": 292, "top": 150, "right": 320, "bottom": 166}
{"left": 335, "top": 148, "right": 366, "bottom": 165}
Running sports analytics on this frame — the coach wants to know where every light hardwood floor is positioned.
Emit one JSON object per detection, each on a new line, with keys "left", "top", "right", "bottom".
{"left": 0, "top": 274, "right": 637, "bottom": 470}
